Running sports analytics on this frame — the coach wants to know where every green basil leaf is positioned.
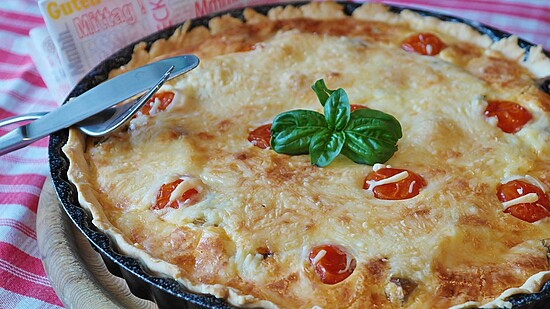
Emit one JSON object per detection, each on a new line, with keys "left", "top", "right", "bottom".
{"left": 271, "top": 81, "right": 403, "bottom": 167}
{"left": 271, "top": 110, "right": 327, "bottom": 154}
{"left": 309, "top": 130, "right": 345, "bottom": 167}
{"left": 324, "top": 88, "right": 350, "bottom": 132}
{"left": 341, "top": 131, "right": 398, "bottom": 164}
{"left": 347, "top": 108, "right": 402, "bottom": 139}
{"left": 342, "top": 108, "right": 402, "bottom": 164}
{"left": 311, "top": 79, "right": 335, "bottom": 107}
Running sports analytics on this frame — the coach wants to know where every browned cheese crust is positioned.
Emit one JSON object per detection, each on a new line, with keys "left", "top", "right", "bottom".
{"left": 63, "top": 2, "right": 550, "bottom": 308}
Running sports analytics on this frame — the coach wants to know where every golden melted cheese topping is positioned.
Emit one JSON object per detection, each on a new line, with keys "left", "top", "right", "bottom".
{"left": 64, "top": 3, "right": 550, "bottom": 308}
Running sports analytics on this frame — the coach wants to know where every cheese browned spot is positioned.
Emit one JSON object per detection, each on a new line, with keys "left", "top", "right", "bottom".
{"left": 386, "top": 277, "right": 418, "bottom": 303}
{"left": 63, "top": 2, "right": 550, "bottom": 308}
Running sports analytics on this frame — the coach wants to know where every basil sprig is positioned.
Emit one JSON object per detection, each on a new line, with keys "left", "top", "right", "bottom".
{"left": 270, "top": 79, "right": 402, "bottom": 167}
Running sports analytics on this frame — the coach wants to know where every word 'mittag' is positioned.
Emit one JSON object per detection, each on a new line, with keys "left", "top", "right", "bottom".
{"left": 73, "top": 3, "right": 137, "bottom": 39}
{"left": 34, "top": 0, "right": 253, "bottom": 92}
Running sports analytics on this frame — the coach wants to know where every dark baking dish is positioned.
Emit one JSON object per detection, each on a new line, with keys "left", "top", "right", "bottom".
{"left": 49, "top": 2, "right": 550, "bottom": 308}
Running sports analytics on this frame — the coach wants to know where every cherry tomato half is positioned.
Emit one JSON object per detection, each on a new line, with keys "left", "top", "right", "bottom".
{"left": 350, "top": 104, "right": 369, "bottom": 112}
{"left": 484, "top": 100, "right": 532, "bottom": 133}
{"left": 151, "top": 179, "right": 199, "bottom": 210}
{"left": 497, "top": 180, "right": 549, "bottom": 223}
{"left": 401, "top": 33, "right": 446, "bottom": 56}
{"left": 248, "top": 123, "right": 272, "bottom": 149}
{"left": 364, "top": 168, "right": 426, "bottom": 200}
{"left": 309, "top": 244, "right": 356, "bottom": 284}
{"left": 140, "top": 92, "right": 175, "bottom": 116}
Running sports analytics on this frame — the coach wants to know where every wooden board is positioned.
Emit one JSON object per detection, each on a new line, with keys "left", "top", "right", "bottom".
{"left": 36, "top": 176, "right": 157, "bottom": 309}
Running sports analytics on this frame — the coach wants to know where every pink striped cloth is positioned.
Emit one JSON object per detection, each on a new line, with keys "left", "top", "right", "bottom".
{"left": 0, "top": 0, "right": 548, "bottom": 308}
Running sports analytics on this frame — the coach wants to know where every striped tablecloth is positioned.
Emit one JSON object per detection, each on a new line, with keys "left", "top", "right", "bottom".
{"left": 0, "top": 0, "right": 548, "bottom": 308}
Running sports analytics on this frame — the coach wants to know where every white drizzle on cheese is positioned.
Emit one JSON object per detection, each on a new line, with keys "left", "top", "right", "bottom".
{"left": 311, "top": 249, "right": 327, "bottom": 265}
{"left": 129, "top": 113, "right": 148, "bottom": 130}
{"left": 426, "top": 44, "right": 433, "bottom": 55}
{"left": 408, "top": 180, "right": 416, "bottom": 194}
{"left": 501, "top": 193, "right": 539, "bottom": 210}
{"left": 372, "top": 163, "right": 389, "bottom": 172}
{"left": 337, "top": 253, "right": 354, "bottom": 274}
{"left": 143, "top": 97, "right": 160, "bottom": 116}
{"left": 499, "top": 175, "right": 549, "bottom": 211}
{"left": 365, "top": 171, "right": 409, "bottom": 193}
{"left": 168, "top": 177, "right": 203, "bottom": 205}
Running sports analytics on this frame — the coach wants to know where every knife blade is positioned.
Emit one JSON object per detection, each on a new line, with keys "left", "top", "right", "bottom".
{"left": 0, "top": 55, "right": 199, "bottom": 156}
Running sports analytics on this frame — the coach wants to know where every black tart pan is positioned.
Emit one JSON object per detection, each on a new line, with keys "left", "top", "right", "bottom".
{"left": 49, "top": 2, "right": 550, "bottom": 308}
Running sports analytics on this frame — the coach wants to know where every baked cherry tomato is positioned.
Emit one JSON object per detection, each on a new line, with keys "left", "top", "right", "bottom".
{"left": 350, "top": 104, "right": 368, "bottom": 112}
{"left": 484, "top": 100, "right": 532, "bottom": 133}
{"left": 309, "top": 244, "right": 356, "bottom": 284}
{"left": 497, "top": 180, "right": 550, "bottom": 223}
{"left": 140, "top": 91, "right": 175, "bottom": 116}
{"left": 401, "top": 33, "right": 446, "bottom": 56}
{"left": 364, "top": 168, "right": 426, "bottom": 200}
{"left": 151, "top": 179, "right": 199, "bottom": 210}
{"left": 248, "top": 123, "right": 272, "bottom": 149}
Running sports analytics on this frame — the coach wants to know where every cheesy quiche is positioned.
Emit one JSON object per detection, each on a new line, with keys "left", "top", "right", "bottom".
{"left": 62, "top": 2, "right": 550, "bottom": 308}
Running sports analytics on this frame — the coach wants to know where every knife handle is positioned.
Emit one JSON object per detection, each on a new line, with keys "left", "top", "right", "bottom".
{"left": 0, "top": 113, "right": 45, "bottom": 156}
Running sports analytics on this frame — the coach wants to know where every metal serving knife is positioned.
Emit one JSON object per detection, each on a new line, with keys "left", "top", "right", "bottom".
{"left": 0, "top": 55, "right": 199, "bottom": 156}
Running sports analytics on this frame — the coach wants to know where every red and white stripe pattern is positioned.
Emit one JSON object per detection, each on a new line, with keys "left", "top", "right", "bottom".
{"left": 0, "top": 0, "right": 548, "bottom": 308}
{"left": 0, "top": 0, "right": 62, "bottom": 308}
